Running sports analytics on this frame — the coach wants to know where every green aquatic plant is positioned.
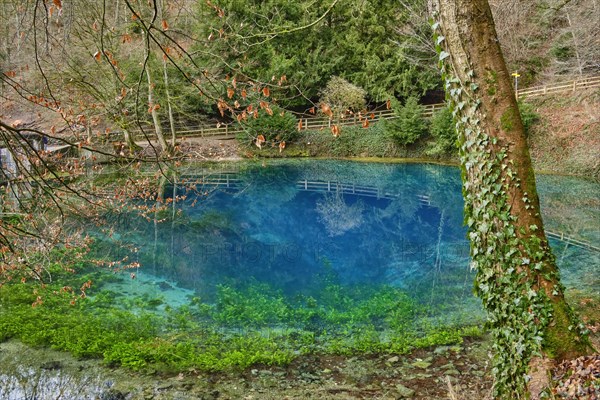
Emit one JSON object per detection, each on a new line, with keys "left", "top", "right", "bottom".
{"left": 0, "top": 273, "right": 484, "bottom": 374}
{"left": 212, "top": 283, "right": 291, "bottom": 326}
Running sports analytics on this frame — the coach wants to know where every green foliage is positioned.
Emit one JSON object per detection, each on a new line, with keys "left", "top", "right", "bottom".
{"left": 0, "top": 273, "right": 482, "bottom": 373}
{"left": 197, "top": 0, "right": 439, "bottom": 105}
{"left": 213, "top": 284, "right": 291, "bottom": 326}
{"left": 238, "top": 106, "right": 298, "bottom": 144}
{"left": 382, "top": 97, "right": 428, "bottom": 146}
{"left": 300, "top": 122, "right": 395, "bottom": 158}
{"left": 550, "top": 32, "right": 575, "bottom": 61}
{"left": 426, "top": 106, "right": 457, "bottom": 156}
{"left": 244, "top": 111, "right": 465, "bottom": 159}
{"left": 319, "top": 76, "right": 367, "bottom": 116}
{"left": 517, "top": 100, "right": 540, "bottom": 137}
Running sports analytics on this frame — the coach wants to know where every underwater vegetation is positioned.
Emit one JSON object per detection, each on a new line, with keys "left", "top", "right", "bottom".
{"left": 0, "top": 247, "right": 482, "bottom": 374}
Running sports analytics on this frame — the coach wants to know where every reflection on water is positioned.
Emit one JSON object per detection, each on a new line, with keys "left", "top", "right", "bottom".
{"left": 94, "top": 160, "right": 598, "bottom": 319}
{"left": 0, "top": 342, "right": 110, "bottom": 400}
{"left": 103, "top": 162, "right": 468, "bottom": 303}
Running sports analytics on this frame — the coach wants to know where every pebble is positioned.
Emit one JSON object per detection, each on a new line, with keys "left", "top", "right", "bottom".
{"left": 395, "top": 383, "right": 415, "bottom": 398}
{"left": 444, "top": 368, "right": 461, "bottom": 376}
{"left": 411, "top": 360, "right": 431, "bottom": 369}
{"left": 156, "top": 383, "right": 173, "bottom": 390}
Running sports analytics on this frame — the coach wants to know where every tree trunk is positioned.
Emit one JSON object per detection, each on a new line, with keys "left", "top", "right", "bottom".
{"left": 162, "top": 56, "right": 177, "bottom": 149}
{"left": 122, "top": 128, "right": 138, "bottom": 154}
{"left": 428, "top": 0, "right": 592, "bottom": 398}
{"left": 565, "top": 10, "right": 583, "bottom": 76}
{"left": 142, "top": 27, "right": 170, "bottom": 155}
{"left": 157, "top": 0, "right": 177, "bottom": 149}
{"left": 145, "top": 65, "right": 170, "bottom": 155}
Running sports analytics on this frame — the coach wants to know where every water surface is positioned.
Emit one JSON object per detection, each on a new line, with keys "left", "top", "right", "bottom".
{"left": 94, "top": 160, "right": 599, "bottom": 325}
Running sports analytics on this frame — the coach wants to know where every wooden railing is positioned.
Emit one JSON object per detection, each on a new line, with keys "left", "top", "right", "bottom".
{"left": 517, "top": 75, "right": 600, "bottom": 98}
{"left": 96, "top": 75, "right": 600, "bottom": 142}
{"left": 122, "top": 103, "right": 447, "bottom": 142}
{"left": 293, "top": 103, "right": 446, "bottom": 132}
{"left": 546, "top": 230, "right": 600, "bottom": 252}
{"left": 296, "top": 179, "right": 432, "bottom": 205}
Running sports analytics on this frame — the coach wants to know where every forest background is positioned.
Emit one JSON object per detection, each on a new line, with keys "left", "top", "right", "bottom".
{"left": 0, "top": 0, "right": 598, "bottom": 177}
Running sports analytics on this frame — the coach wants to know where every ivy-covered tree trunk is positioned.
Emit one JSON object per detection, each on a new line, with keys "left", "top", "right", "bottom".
{"left": 428, "top": 0, "right": 592, "bottom": 398}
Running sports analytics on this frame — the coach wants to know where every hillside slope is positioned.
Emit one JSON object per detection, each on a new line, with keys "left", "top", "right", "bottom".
{"left": 528, "top": 88, "right": 600, "bottom": 178}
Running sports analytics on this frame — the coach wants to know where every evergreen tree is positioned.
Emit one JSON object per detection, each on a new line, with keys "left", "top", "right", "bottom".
{"left": 383, "top": 97, "right": 428, "bottom": 146}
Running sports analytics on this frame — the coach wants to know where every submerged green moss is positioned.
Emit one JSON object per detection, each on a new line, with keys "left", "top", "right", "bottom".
{"left": 0, "top": 275, "right": 483, "bottom": 373}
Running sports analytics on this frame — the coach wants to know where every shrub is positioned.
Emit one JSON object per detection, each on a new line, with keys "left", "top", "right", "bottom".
{"left": 238, "top": 105, "right": 298, "bottom": 145}
{"left": 383, "top": 97, "right": 428, "bottom": 146}
{"left": 517, "top": 100, "right": 540, "bottom": 137}
{"left": 299, "top": 122, "right": 395, "bottom": 158}
{"left": 426, "top": 106, "right": 457, "bottom": 156}
{"left": 319, "top": 76, "right": 367, "bottom": 118}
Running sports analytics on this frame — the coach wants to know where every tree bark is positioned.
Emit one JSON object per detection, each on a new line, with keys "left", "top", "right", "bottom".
{"left": 145, "top": 65, "right": 170, "bottom": 154}
{"left": 162, "top": 56, "right": 177, "bottom": 149}
{"left": 428, "top": 0, "right": 592, "bottom": 398}
{"left": 142, "top": 27, "right": 170, "bottom": 155}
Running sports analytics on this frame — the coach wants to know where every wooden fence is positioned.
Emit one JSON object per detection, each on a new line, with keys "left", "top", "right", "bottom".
{"left": 296, "top": 179, "right": 432, "bottom": 206}
{"left": 124, "top": 103, "right": 447, "bottom": 142}
{"left": 90, "top": 75, "right": 600, "bottom": 143}
{"left": 293, "top": 103, "right": 446, "bottom": 133}
{"left": 517, "top": 75, "right": 600, "bottom": 98}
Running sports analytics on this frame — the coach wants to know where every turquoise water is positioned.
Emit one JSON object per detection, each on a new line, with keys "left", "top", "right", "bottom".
{"left": 2, "top": 160, "right": 598, "bottom": 398}
{"left": 92, "top": 160, "right": 599, "bottom": 331}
